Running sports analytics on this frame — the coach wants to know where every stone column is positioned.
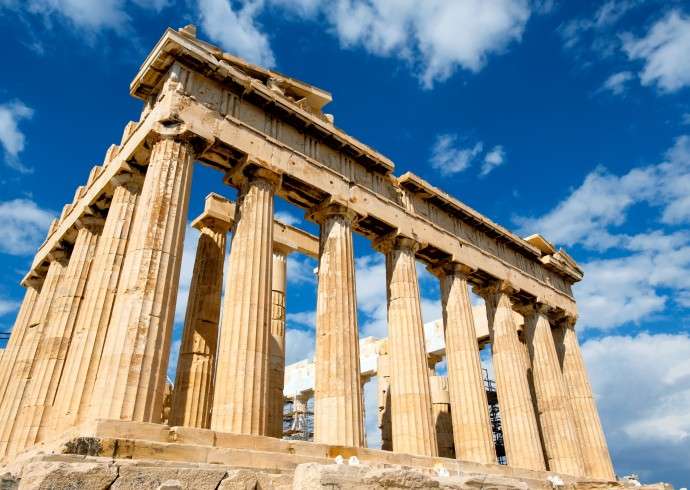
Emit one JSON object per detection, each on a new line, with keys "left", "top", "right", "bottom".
{"left": 376, "top": 235, "right": 437, "bottom": 457}
{"left": 311, "top": 202, "right": 364, "bottom": 447}
{"left": 90, "top": 131, "right": 195, "bottom": 423}
{"left": 14, "top": 219, "right": 102, "bottom": 452}
{"left": 212, "top": 168, "right": 278, "bottom": 435}
{"left": 553, "top": 318, "right": 615, "bottom": 480}
{"left": 0, "top": 286, "right": 40, "bottom": 407}
{"left": 429, "top": 375, "right": 455, "bottom": 459}
{"left": 54, "top": 173, "right": 142, "bottom": 432}
{"left": 479, "top": 281, "right": 545, "bottom": 471}
{"left": 169, "top": 203, "right": 232, "bottom": 429}
{"left": 435, "top": 263, "right": 495, "bottom": 464}
{"left": 377, "top": 342, "right": 392, "bottom": 451}
{"left": 0, "top": 284, "right": 40, "bottom": 457}
{"left": 524, "top": 305, "right": 584, "bottom": 476}
{"left": 267, "top": 246, "right": 288, "bottom": 438}
{"left": 0, "top": 255, "right": 67, "bottom": 457}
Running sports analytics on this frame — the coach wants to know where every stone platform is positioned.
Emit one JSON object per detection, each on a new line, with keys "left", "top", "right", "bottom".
{"left": 0, "top": 421, "right": 671, "bottom": 489}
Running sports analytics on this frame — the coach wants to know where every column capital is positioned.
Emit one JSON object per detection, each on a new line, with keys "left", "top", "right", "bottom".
{"left": 110, "top": 169, "right": 144, "bottom": 193}
{"left": 191, "top": 193, "right": 235, "bottom": 234}
{"left": 47, "top": 248, "right": 69, "bottom": 265}
{"left": 514, "top": 301, "right": 553, "bottom": 318}
{"left": 426, "top": 259, "right": 475, "bottom": 279}
{"left": 473, "top": 279, "right": 517, "bottom": 299}
{"left": 150, "top": 116, "right": 211, "bottom": 154}
{"left": 555, "top": 314, "right": 578, "bottom": 330}
{"left": 372, "top": 232, "right": 419, "bottom": 254}
{"left": 75, "top": 215, "right": 106, "bottom": 233}
{"left": 307, "top": 198, "right": 359, "bottom": 225}
{"left": 225, "top": 155, "right": 281, "bottom": 189}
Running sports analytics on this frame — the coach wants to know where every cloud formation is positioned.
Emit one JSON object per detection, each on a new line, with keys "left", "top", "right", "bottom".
{"left": 194, "top": 0, "right": 532, "bottom": 87}
{"left": 623, "top": 10, "right": 690, "bottom": 93}
{"left": 0, "top": 199, "right": 55, "bottom": 256}
{"left": 583, "top": 332, "right": 690, "bottom": 483}
{"left": 0, "top": 100, "right": 34, "bottom": 173}
{"left": 516, "top": 136, "right": 690, "bottom": 331}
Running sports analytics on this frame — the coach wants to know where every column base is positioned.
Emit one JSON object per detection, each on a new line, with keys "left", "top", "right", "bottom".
{"left": 0, "top": 420, "right": 633, "bottom": 488}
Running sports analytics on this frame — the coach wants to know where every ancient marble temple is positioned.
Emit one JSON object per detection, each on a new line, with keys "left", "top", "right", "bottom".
{"left": 0, "top": 25, "right": 620, "bottom": 488}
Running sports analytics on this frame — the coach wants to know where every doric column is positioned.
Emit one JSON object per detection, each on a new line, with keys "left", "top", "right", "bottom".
{"left": 434, "top": 263, "right": 495, "bottom": 464}
{"left": 0, "top": 284, "right": 40, "bottom": 457}
{"left": 169, "top": 195, "right": 232, "bottom": 428}
{"left": 0, "top": 255, "right": 67, "bottom": 457}
{"left": 54, "top": 173, "right": 142, "bottom": 433}
{"left": 0, "top": 285, "right": 40, "bottom": 407}
{"left": 90, "top": 130, "right": 195, "bottom": 423}
{"left": 429, "top": 375, "right": 455, "bottom": 458}
{"left": 553, "top": 318, "right": 615, "bottom": 480}
{"left": 212, "top": 167, "right": 279, "bottom": 435}
{"left": 478, "top": 281, "right": 545, "bottom": 471}
{"left": 377, "top": 341, "right": 392, "bottom": 451}
{"left": 14, "top": 219, "right": 101, "bottom": 452}
{"left": 267, "top": 246, "right": 288, "bottom": 438}
{"left": 375, "top": 235, "right": 437, "bottom": 457}
{"left": 311, "top": 202, "right": 364, "bottom": 447}
{"left": 523, "top": 305, "right": 584, "bottom": 476}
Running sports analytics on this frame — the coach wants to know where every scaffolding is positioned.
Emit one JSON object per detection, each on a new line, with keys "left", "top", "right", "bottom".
{"left": 282, "top": 369, "right": 506, "bottom": 464}
{"left": 282, "top": 397, "right": 313, "bottom": 441}
{"left": 483, "top": 368, "right": 506, "bottom": 464}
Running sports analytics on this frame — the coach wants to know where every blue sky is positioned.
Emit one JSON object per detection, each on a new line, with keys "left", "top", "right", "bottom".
{"left": 1, "top": 0, "right": 689, "bottom": 486}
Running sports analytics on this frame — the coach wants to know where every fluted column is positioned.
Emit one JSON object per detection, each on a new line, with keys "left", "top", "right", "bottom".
{"left": 14, "top": 220, "right": 101, "bottom": 452}
{"left": 0, "top": 284, "right": 40, "bottom": 457}
{"left": 311, "top": 203, "right": 364, "bottom": 447}
{"left": 435, "top": 263, "right": 495, "bottom": 464}
{"left": 212, "top": 169, "right": 278, "bottom": 435}
{"left": 429, "top": 375, "right": 455, "bottom": 458}
{"left": 479, "top": 281, "right": 545, "bottom": 471}
{"left": 0, "top": 286, "right": 40, "bottom": 407}
{"left": 553, "top": 318, "right": 615, "bottom": 480}
{"left": 0, "top": 255, "right": 67, "bottom": 457}
{"left": 54, "top": 174, "right": 142, "bottom": 433}
{"left": 376, "top": 235, "right": 437, "bottom": 457}
{"left": 91, "top": 132, "right": 195, "bottom": 423}
{"left": 524, "top": 305, "right": 584, "bottom": 475}
{"left": 267, "top": 246, "right": 288, "bottom": 438}
{"left": 169, "top": 205, "right": 231, "bottom": 428}
{"left": 377, "top": 341, "right": 392, "bottom": 451}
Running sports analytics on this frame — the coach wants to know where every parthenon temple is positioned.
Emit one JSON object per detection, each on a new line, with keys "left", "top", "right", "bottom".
{"left": 0, "top": 25, "right": 636, "bottom": 489}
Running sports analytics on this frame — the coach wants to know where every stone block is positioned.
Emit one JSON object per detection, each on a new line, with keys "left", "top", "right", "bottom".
{"left": 17, "top": 461, "right": 117, "bottom": 489}
{"left": 111, "top": 465, "right": 226, "bottom": 490}
{"left": 217, "top": 469, "right": 258, "bottom": 489}
{"left": 292, "top": 463, "right": 441, "bottom": 489}
{"left": 169, "top": 426, "right": 215, "bottom": 447}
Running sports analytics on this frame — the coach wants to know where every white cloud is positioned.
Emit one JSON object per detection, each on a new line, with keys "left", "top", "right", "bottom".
{"left": 0, "top": 100, "right": 34, "bottom": 173}
{"left": 516, "top": 135, "right": 690, "bottom": 249}
{"left": 558, "top": 0, "right": 638, "bottom": 53}
{"left": 286, "top": 255, "right": 317, "bottom": 285}
{"left": 355, "top": 254, "right": 388, "bottom": 338}
{"left": 583, "top": 333, "right": 690, "bottom": 483}
{"left": 0, "top": 298, "right": 20, "bottom": 317}
{"left": 166, "top": 338, "right": 181, "bottom": 381}
{"left": 516, "top": 136, "right": 690, "bottom": 331}
{"left": 0, "top": 199, "right": 55, "bottom": 256}
{"left": 285, "top": 327, "right": 315, "bottom": 364}
{"left": 480, "top": 145, "right": 506, "bottom": 176}
{"left": 0, "top": 0, "right": 130, "bottom": 31}
{"left": 197, "top": 0, "right": 276, "bottom": 68}
{"left": 623, "top": 10, "right": 690, "bottom": 93}
{"left": 318, "top": 0, "right": 531, "bottom": 87}
{"left": 286, "top": 310, "right": 316, "bottom": 329}
{"left": 173, "top": 225, "right": 199, "bottom": 325}
{"left": 274, "top": 210, "right": 302, "bottom": 226}
{"left": 429, "top": 134, "right": 483, "bottom": 176}
{"left": 602, "top": 70, "right": 633, "bottom": 95}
